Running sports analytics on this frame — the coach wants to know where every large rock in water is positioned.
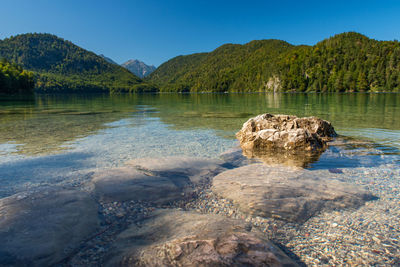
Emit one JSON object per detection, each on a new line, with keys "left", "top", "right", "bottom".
{"left": 92, "top": 157, "right": 225, "bottom": 204}
{"left": 104, "top": 209, "right": 298, "bottom": 266}
{"left": 212, "top": 164, "right": 375, "bottom": 223}
{"left": 0, "top": 188, "right": 99, "bottom": 266}
{"left": 236, "top": 114, "right": 336, "bottom": 166}
{"left": 236, "top": 114, "right": 336, "bottom": 151}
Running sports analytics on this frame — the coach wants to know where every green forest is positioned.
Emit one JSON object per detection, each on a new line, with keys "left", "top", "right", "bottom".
{"left": 1, "top": 32, "right": 400, "bottom": 93}
{"left": 0, "top": 33, "right": 156, "bottom": 93}
{"left": 148, "top": 32, "right": 400, "bottom": 92}
{"left": 0, "top": 58, "right": 34, "bottom": 94}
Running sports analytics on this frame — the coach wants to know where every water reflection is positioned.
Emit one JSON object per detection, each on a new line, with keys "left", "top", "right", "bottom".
{"left": 222, "top": 135, "right": 398, "bottom": 169}
{"left": 147, "top": 93, "right": 399, "bottom": 133}
{"left": 0, "top": 94, "right": 142, "bottom": 155}
{"left": 0, "top": 93, "right": 399, "bottom": 158}
{"left": 241, "top": 148, "right": 325, "bottom": 168}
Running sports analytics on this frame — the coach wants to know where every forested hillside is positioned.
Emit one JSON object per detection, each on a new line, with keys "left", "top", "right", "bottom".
{"left": 148, "top": 32, "right": 400, "bottom": 92}
{"left": 2, "top": 32, "right": 399, "bottom": 93}
{"left": 0, "top": 58, "right": 34, "bottom": 94}
{"left": 280, "top": 32, "right": 400, "bottom": 92}
{"left": 0, "top": 33, "right": 156, "bottom": 92}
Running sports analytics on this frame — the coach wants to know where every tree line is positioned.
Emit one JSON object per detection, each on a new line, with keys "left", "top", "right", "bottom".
{"left": 0, "top": 58, "right": 34, "bottom": 94}
{"left": 148, "top": 32, "right": 400, "bottom": 92}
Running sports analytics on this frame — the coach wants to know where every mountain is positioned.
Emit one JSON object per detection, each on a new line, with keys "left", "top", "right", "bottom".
{"left": 148, "top": 32, "right": 400, "bottom": 92}
{"left": 2, "top": 32, "right": 399, "bottom": 93}
{"left": 147, "top": 40, "right": 293, "bottom": 92}
{"left": 122, "top": 59, "right": 156, "bottom": 78}
{"left": 0, "top": 33, "right": 156, "bottom": 93}
{"left": 99, "top": 54, "right": 118, "bottom": 65}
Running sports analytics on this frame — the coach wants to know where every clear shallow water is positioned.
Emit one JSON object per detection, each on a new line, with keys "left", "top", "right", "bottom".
{"left": 0, "top": 93, "right": 399, "bottom": 197}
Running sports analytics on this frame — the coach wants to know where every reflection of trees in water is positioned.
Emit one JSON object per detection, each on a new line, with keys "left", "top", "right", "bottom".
{"left": 149, "top": 93, "right": 400, "bottom": 134}
{"left": 1, "top": 93, "right": 399, "bottom": 156}
{"left": 224, "top": 136, "right": 398, "bottom": 169}
{"left": 0, "top": 94, "right": 141, "bottom": 155}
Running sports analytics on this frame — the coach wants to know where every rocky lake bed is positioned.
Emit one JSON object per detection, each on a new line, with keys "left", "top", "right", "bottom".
{"left": 1, "top": 113, "right": 399, "bottom": 266}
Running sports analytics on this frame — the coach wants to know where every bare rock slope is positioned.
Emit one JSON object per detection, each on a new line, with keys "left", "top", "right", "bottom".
{"left": 121, "top": 59, "right": 156, "bottom": 78}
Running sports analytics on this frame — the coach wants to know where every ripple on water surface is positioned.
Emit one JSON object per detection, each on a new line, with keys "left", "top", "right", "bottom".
{"left": 0, "top": 93, "right": 399, "bottom": 198}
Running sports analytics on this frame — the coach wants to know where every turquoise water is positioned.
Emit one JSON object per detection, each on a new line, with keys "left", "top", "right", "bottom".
{"left": 0, "top": 93, "right": 399, "bottom": 197}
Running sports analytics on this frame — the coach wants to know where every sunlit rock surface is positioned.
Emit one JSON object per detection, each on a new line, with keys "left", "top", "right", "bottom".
{"left": 236, "top": 114, "right": 336, "bottom": 166}
{"left": 104, "top": 209, "right": 298, "bottom": 266}
{"left": 237, "top": 114, "right": 336, "bottom": 151}
{"left": 212, "top": 164, "right": 375, "bottom": 223}
{"left": 0, "top": 188, "right": 99, "bottom": 266}
{"left": 241, "top": 148, "right": 324, "bottom": 168}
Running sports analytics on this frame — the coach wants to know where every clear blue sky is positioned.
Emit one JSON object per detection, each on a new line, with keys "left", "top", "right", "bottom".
{"left": 1, "top": 0, "right": 400, "bottom": 66}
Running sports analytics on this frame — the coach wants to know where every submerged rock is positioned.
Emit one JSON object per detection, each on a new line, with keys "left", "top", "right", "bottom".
{"left": 0, "top": 188, "right": 99, "bottom": 266}
{"left": 104, "top": 209, "right": 298, "bottom": 266}
{"left": 92, "top": 157, "right": 225, "bottom": 204}
{"left": 236, "top": 114, "right": 336, "bottom": 166}
{"left": 125, "top": 157, "right": 225, "bottom": 185}
{"left": 212, "top": 164, "right": 375, "bottom": 223}
{"left": 92, "top": 167, "right": 184, "bottom": 204}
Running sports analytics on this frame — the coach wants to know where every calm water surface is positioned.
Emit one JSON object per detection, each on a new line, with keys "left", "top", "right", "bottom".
{"left": 0, "top": 93, "right": 399, "bottom": 197}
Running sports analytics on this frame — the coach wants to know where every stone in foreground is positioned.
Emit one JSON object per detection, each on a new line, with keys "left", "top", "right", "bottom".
{"left": 237, "top": 113, "right": 336, "bottom": 151}
{"left": 91, "top": 167, "right": 184, "bottom": 204}
{"left": 92, "top": 157, "right": 225, "bottom": 204}
{"left": 125, "top": 157, "right": 225, "bottom": 185}
{"left": 105, "top": 209, "right": 298, "bottom": 266}
{"left": 0, "top": 188, "right": 99, "bottom": 266}
{"left": 212, "top": 164, "right": 375, "bottom": 223}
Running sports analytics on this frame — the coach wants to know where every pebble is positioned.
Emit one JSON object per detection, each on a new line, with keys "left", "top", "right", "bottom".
{"left": 67, "top": 162, "right": 400, "bottom": 266}
{"left": 184, "top": 163, "right": 400, "bottom": 266}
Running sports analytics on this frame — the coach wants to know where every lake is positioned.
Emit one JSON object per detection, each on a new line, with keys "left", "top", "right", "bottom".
{"left": 1, "top": 92, "right": 400, "bottom": 265}
{"left": 0, "top": 92, "right": 399, "bottom": 197}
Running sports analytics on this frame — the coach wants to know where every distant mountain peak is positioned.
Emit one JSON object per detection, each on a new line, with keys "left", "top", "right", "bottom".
{"left": 0, "top": 33, "right": 144, "bottom": 92}
{"left": 121, "top": 59, "right": 156, "bottom": 78}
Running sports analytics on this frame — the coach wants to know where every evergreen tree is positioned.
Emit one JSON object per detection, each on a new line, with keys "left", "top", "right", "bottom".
{"left": 357, "top": 71, "right": 368, "bottom": 91}
{"left": 149, "top": 32, "right": 400, "bottom": 92}
{"left": 0, "top": 33, "right": 156, "bottom": 92}
{"left": 0, "top": 58, "right": 34, "bottom": 94}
